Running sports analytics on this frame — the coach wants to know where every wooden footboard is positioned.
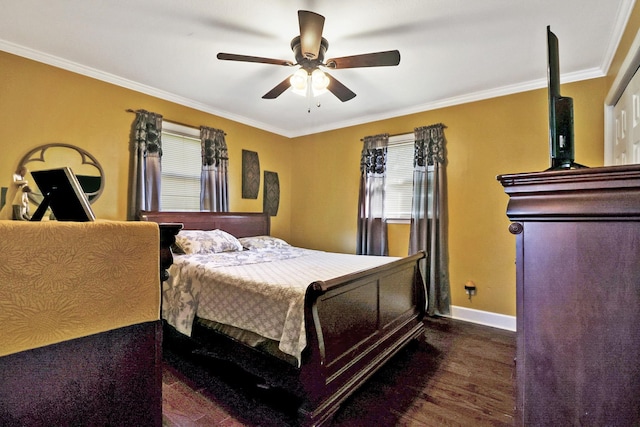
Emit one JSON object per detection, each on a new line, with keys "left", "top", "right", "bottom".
{"left": 139, "top": 210, "right": 426, "bottom": 426}
{"left": 299, "top": 251, "right": 426, "bottom": 426}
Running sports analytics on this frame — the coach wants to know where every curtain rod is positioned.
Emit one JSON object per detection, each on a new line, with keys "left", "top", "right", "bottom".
{"left": 125, "top": 109, "right": 226, "bottom": 135}
{"left": 360, "top": 131, "right": 412, "bottom": 142}
{"left": 360, "top": 124, "right": 447, "bottom": 141}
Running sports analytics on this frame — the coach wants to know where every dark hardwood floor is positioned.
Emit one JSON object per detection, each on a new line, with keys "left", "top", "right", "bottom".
{"left": 162, "top": 316, "right": 516, "bottom": 426}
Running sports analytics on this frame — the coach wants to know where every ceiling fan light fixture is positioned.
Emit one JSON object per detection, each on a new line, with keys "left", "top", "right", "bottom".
{"left": 311, "top": 69, "right": 330, "bottom": 94}
{"left": 290, "top": 68, "right": 308, "bottom": 95}
{"left": 290, "top": 68, "right": 330, "bottom": 97}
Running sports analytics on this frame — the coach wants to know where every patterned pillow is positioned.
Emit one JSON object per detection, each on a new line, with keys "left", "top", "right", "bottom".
{"left": 238, "top": 235, "right": 290, "bottom": 250}
{"left": 175, "top": 229, "right": 243, "bottom": 254}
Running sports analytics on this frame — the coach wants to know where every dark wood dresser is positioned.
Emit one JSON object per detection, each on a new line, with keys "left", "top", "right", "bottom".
{"left": 498, "top": 165, "right": 640, "bottom": 426}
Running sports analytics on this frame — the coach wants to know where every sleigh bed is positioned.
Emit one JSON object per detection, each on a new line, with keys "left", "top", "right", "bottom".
{"left": 139, "top": 210, "right": 426, "bottom": 426}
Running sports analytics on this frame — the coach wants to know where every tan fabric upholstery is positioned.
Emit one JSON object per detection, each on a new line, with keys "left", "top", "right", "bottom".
{"left": 0, "top": 220, "right": 160, "bottom": 356}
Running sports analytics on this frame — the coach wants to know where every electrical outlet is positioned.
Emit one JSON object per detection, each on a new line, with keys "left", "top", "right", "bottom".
{"left": 464, "top": 280, "right": 477, "bottom": 298}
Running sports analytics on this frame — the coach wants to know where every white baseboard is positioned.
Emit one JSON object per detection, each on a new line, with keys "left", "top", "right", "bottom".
{"left": 445, "top": 305, "right": 516, "bottom": 331}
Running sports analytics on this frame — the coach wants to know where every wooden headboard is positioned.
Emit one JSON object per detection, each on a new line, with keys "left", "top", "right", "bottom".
{"left": 138, "top": 211, "right": 270, "bottom": 237}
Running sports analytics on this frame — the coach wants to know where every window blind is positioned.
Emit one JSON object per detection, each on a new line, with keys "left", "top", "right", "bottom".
{"left": 160, "top": 123, "right": 201, "bottom": 211}
{"left": 385, "top": 135, "right": 414, "bottom": 220}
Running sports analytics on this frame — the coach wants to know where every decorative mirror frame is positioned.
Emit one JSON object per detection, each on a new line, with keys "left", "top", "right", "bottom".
{"left": 18, "top": 143, "right": 105, "bottom": 204}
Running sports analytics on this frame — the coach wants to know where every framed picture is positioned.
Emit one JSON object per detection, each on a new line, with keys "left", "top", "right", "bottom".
{"left": 263, "top": 171, "right": 279, "bottom": 216}
{"left": 242, "top": 150, "right": 260, "bottom": 199}
{"left": 30, "top": 167, "right": 95, "bottom": 221}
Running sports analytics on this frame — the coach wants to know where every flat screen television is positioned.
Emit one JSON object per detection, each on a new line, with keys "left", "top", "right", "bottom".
{"left": 30, "top": 167, "right": 96, "bottom": 221}
{"left": 547, "top": 26, "right": 585, "bottom": 170}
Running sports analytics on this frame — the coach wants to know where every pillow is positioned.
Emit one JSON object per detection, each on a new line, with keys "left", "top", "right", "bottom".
{"left": 238, "top": 235, "right": 290, "bottom": 251}
{"left": 175, "top": 229, "right": 243, "bottom": 255}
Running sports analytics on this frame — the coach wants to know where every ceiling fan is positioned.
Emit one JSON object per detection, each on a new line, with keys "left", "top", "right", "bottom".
{"left": 216, "top": 10, "right": 401, "bottom": 102}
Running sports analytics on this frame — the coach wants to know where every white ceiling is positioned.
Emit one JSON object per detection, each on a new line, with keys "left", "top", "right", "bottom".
{"left": 0, "top": 0, "right": 634, "bottom": 137}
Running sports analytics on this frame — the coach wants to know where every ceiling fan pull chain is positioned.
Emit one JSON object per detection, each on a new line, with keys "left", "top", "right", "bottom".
{"left": 307, "top": 76, "right": 313, "bottom": 113}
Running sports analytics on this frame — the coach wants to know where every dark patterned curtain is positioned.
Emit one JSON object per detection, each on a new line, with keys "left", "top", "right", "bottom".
{"left": 200, "top": 126, "right": 229, "bottom": 212}
{"left": 357, "top": 133, "right": 389, "bottom": 255}
{"left": 129, "top": 110, "right": 162, "bottom": 219}
{"left": 409, "top": 123, "right": 450, "bottom": 316}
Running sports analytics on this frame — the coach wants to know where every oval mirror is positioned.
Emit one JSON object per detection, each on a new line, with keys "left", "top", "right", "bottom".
{"left": 18, "top": 143, "right": 105, "bottom": 205}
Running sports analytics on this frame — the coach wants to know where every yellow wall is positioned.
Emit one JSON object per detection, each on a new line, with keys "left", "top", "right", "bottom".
{"left": 0, "top": 51, "right": 293, "bottom": 240}
{"left": 290, "top": 79, "right": 606, "bottom": 316}
{"left": 2, "top": 2, "right": 639, "bottom": 318}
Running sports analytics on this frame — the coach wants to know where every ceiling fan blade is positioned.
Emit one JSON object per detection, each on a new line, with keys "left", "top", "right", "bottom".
{"left": 325, "top": 72, "right": 356, "bottom": 102}
{"left": 298, "top": 10, "right": 325, "bottom": 59}
{"left": 262, "top": 75, "right": 293, "bottom": 99}
{"left": 217, "top": 52, "right": 293, "bottom": 67}
{"left": 325, "top": 50, "right": 400, "bottom": 69}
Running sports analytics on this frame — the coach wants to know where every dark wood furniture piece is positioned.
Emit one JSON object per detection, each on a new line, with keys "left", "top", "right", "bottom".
{"left": 158, "top": 222, "right": 183, "bottom": 282}
{"left": 140, "top": 210, "right": 426, "bottom": 426}
{"left": 498, "top": 165, "right": 640, "bottom": 426}
{"left": 0, "top": 322, "right": 162, "bottom": 426}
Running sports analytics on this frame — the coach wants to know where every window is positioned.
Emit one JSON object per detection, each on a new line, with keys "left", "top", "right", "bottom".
{"left": 160, "top": 122, "right": 201, "bottom": 211}
{"left": 385, "top": 134, "right": 415, "bottom": 221}
{"left": 384, "top": 133, "right": 435, "bottom": 221}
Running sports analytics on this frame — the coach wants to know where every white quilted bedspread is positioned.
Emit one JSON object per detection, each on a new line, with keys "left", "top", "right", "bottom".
{"left": 162, "top": 247, "right": 397, "bottom": 365}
